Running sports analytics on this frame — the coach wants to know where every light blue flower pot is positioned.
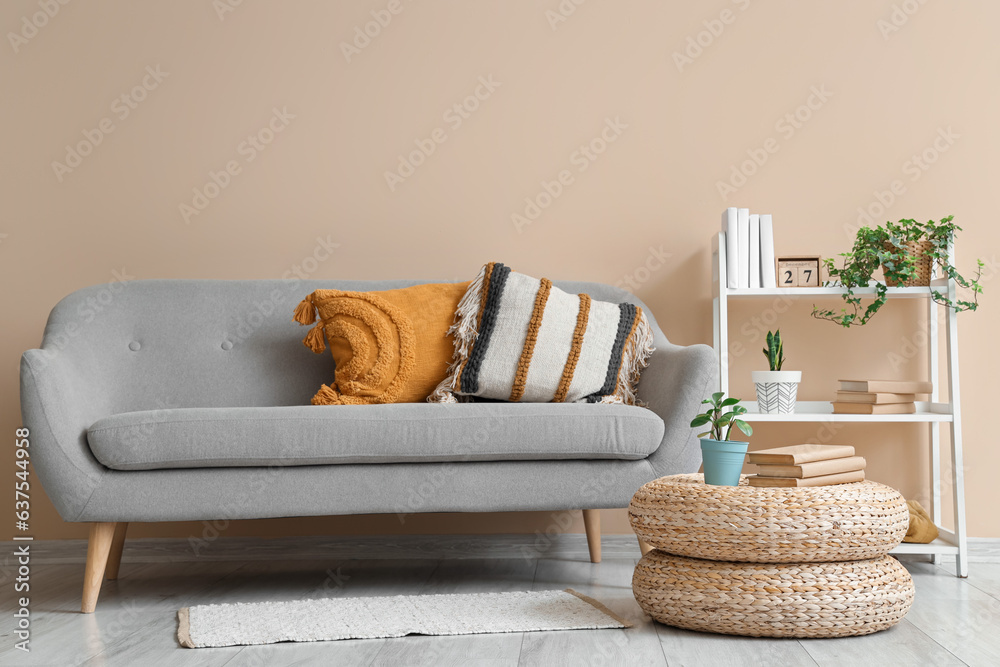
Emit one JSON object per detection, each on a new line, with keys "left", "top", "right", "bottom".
{"left": 701, "top": 438, "right": 748, "bottom": 486}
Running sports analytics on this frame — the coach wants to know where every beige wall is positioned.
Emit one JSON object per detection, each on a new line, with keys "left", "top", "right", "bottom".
{"left": 3, "top": 1, "right": 998, "bottom": 541}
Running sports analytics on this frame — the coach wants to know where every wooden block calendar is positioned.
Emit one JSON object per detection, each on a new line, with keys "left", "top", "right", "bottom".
{"left": 776, "top": 255, "right": 821, "bottom": 287}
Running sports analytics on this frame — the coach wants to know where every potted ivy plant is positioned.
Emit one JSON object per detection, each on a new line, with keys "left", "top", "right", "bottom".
{"left": 751, "top": 330, "right": 801, "bottom": 414}
{"left": 690, "top": 392, "right": 752, "bottom": 486}
{"left": 813, "top": 216, "right": 984, "bottom": 327}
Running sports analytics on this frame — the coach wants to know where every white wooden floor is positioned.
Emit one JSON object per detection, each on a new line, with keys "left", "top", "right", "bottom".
{"left": 2, "top": 535, "right": 999, "bottom": 666}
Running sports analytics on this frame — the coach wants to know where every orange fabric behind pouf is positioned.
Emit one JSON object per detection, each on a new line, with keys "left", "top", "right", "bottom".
{"left": 293, "top": 282, "right": 470, "bottom": 405}
{"left": 904, "top": 499, "right": 940, "bottom": 544}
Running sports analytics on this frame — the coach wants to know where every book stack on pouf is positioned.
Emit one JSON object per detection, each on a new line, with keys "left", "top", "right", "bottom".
{"left": 747, "top": 444, "right": 865, "bottom": 487}
{"left": 832, "top": 379, "right": 932, "bottom": 414}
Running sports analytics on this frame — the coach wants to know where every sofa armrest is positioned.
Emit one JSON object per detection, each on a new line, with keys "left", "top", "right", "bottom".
{"left": 20, "top": 350, "right": 108, "bottom": 521}
{"left": 637, "top": 342, "right": 717, "bottom": 479}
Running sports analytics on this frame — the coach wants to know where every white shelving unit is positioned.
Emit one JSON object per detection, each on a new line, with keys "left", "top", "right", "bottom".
{"left": 712, "top": 232, "right": 968, "bottom": 576}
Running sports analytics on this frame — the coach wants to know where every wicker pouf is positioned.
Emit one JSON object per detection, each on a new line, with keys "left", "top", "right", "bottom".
{"left": 632, "top": 551, "right": 914, "bottom": 638}
{"left": 629, "top": 473, "right": 914, "bottom": 638}
{"left": 629, "top": 473, "right": 908, "bottom": 563}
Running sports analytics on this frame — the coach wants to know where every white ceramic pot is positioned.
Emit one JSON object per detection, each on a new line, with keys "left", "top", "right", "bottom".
{"left": 751, "top": 370, "right": 802, "bottom": 414}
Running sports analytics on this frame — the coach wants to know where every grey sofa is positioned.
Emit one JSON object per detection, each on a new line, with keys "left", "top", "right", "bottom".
{"left": 20, "top": 279, "right": 716, "bottom": 612}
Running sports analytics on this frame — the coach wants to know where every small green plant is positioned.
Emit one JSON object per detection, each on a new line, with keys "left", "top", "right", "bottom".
{"left": 690, "top": 392, "right": 753, "bottom": 442}
{"left": 762, "top": 330, "right": 784, "bottom": 371}
{"left": 813, "top": 216, "right": 984, "bottom": 327}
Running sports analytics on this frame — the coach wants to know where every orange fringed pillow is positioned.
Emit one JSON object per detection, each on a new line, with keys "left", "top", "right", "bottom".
{"left": 293, "top": 282, "right": 470, "bottom": 405}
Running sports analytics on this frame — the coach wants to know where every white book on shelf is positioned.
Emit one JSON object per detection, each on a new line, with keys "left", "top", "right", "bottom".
{"left": 737, "top": 208, "right": 750, "bottom": 288}
{"left": 721, "top": 207, "right": 739, "bottom": 288}
{"left": 749, "top": 214, "right": 761, "bottom": 288}
{"left": 759, "top": 213, "right": 776, "bottom": 288}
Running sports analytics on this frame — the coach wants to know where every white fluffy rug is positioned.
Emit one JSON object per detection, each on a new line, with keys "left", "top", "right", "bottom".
{"left": 178, "top": 588, "right": 629, "bottom": 648}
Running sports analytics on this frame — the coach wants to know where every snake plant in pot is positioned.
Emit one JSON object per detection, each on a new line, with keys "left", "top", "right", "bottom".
{"left": 751, "top": 330, "right": 801, "bottom": 414}
{"left": 690, "top": 392, "right": 752, "bottom": 486}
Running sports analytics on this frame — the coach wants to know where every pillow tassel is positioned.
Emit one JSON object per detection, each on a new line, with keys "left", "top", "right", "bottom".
{"left": 302, "top": 322, "right": 327, "bottom": 354}
{"left": 613, "top": 309, "right": 655, "bottom": 406}
{"left": 427, "top": 265, "right": 488, "bottom": 403}
{"left": 293, "top": 293, "right": 317, "bottom": 325}
{"left": 311, "top": 384, "right": 343, "bottom": 405}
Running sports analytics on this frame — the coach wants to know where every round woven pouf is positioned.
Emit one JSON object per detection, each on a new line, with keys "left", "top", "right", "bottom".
{"left": 629, "top": 474, "right": 908, "bottom": 563}
{"left": 632, "top": 551, "right": 914, "bottom": 638}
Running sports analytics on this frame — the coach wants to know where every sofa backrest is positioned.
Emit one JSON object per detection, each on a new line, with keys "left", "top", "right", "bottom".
{"left": 35, "top": 279, "right": 664, "bottom": 415}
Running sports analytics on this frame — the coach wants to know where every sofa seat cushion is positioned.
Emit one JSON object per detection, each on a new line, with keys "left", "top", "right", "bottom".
{"left": 87, "top": 403, "right": 665, "bottom": 471}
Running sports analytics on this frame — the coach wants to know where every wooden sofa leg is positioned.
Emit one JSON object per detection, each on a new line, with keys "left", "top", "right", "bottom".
{"left": 104, "top": 523, "right": 129, "bottom": 581}
{"left": 82, "top": 522, "right": 117, "bottom": 613}
{"left": 637, "top": 536, "right": 654, "bottom": 556}
{"left": 582, "top": 510, "right": 601, "bottom": 563}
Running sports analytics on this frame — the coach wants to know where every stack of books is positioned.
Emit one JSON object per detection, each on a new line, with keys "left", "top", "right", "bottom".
{"left": 747, "top": 444, "right": 866, "bottom": 487}
{"left": 721, "top": 207, "right": 776, "bottom": 289}
{"left": 832, "top": 379, "right": 932, "bottom": 414}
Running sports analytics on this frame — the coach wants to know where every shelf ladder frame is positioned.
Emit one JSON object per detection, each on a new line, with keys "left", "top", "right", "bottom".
{"left": 711, "top": 231, "right": 968, "bottom": 576}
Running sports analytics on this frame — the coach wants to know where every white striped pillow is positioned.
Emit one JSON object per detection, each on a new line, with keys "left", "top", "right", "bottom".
{"left": 429, "top": 262, "right": 654, "bottom": 404}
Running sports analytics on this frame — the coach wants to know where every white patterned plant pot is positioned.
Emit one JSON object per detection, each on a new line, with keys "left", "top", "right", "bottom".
{"left": 751, "top": 370, "right": 802, "bottom": 414}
